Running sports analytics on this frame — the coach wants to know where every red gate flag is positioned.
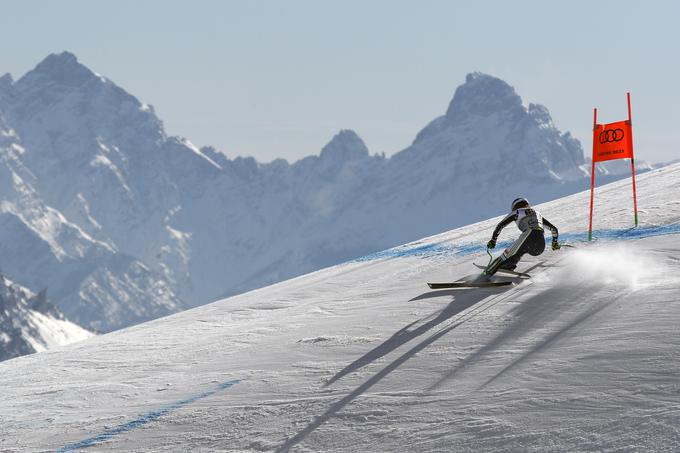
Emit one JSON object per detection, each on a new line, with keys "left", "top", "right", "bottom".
{"left": 588, "top": 92, "right": 638, "bottom": 241}
{"left": 592, "top": 120, "right": 633, "bottom": 162}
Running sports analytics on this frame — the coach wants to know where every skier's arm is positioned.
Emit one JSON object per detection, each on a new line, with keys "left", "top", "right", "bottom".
{"left": 491, "top": 213, "right": 517, "bottom": 242}
{"left": 542, "top": 218, "right": 559, "bottom": 240}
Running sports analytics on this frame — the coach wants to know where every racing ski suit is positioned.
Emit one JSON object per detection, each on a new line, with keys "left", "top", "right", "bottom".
{"left": 485, "top": 207, "right": 559, "bottom": 275}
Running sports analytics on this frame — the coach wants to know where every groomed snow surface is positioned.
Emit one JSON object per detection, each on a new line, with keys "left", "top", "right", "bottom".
{"left": 2, "top": 163, "right": 680, "bottom": 452}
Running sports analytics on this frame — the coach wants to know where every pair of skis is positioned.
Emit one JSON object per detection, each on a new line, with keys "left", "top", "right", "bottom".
{"left": 426, "top": 262, "right": 538, "bottom": 289}
{"left": 426, "top": 242, "right": 573, "bottom": 290}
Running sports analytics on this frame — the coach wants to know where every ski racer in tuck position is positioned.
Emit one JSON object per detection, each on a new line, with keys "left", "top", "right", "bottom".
{"left": 484, "top": 198, "right": 560, "bottom": 276}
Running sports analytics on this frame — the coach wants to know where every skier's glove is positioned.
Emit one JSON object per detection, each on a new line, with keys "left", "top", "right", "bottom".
{"left": 487, "top": 239, "right": 496, "bottom": 249}
{"left": 551, "top": 239, "right": 561, "bottom": 250}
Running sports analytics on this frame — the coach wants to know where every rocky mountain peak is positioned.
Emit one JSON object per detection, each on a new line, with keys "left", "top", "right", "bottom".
{"left": 6, "top": 51, "right": 166, "bottom": 158}
{"left": 319, "top": 129, "right": 369, "bottom": 162}
{"left": 444, "top": 72, "right": 523, "bottom": 126}
{"left": 26, "top": 51, "right": 96, "bottom": 88}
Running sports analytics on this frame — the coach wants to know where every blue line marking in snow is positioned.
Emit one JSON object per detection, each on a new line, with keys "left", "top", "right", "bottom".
{"left": 56, "top": 379, "right": 240, "bottom": 452}
{"left": 353, "top": 222, "right": 680, "bottom": 262}
{"left": 354, "top": 242, "right": 455, "bottom": 262}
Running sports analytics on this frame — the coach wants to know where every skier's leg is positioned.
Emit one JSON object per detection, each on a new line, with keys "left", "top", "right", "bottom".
{"left": 500, "top": 254, "right": 522, "bottom": 270}
{"left": 503, "top": 230, "right": 546, "bottom": 270}
{"left": 507, "top": 229, "right": 546, "bottom": 265}
{"left": 485, "top": 230, "right": 532, "bottom": 275}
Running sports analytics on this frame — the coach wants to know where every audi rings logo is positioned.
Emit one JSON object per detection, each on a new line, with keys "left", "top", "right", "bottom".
{"left": 599, "top": 128, "right": 625, "bottom": 144}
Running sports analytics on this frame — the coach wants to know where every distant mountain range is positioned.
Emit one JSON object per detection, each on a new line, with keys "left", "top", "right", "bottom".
{"left": 0, "top": 52, "right": 653, "bottom": 335}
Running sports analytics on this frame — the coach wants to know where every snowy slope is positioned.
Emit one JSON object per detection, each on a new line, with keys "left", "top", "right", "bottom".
{"left": 1, "top": 163, "right": 679, "bottom": 451}
{"left": 0, "top": 274, "right": 91, "bottom": 362}
{"left": 0, "top": 53, "right": 655, "bottom": 334}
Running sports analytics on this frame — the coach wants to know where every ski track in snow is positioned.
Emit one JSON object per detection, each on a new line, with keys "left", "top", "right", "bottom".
{"left": 2, "top": 163, "right": 680, "bottom": 451}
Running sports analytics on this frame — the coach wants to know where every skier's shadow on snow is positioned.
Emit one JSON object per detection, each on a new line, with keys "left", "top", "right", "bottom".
{"left": 324, "top": 287, "right": 506, "bottom": 387}
{"left": 277, "top": 286, "right": 513, "bottom": 452}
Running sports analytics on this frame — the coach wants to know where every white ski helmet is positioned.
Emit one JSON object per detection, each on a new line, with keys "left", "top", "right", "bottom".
{"left": 510, "top": 197, "right": 529, "bottom": 211}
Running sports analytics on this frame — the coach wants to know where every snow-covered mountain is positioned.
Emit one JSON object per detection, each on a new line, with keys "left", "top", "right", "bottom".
{"left": 0, "top": 52, "right": 653, "bottom": 333}
{"left": 0, "top": 273, "right": 91, "bottom": 362}
{"left": 0, "top": 108, "right": 186, "bottom": 333}
{"left": 1, "top": 162, "right": 678, "bottom": 451}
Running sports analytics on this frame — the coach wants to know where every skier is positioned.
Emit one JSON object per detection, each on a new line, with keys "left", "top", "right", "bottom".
{"left": 484, "top": 198, "right": 560, "bottom": 276}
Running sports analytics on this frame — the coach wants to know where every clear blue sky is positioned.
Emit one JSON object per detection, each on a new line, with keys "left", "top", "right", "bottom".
{"left": 2, "top": 0, "right": 678, "bottom": 163}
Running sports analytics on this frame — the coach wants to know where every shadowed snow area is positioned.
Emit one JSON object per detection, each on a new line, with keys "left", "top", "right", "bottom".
{"left": 1, "top": 163, "right": 680, "bottom": 451}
